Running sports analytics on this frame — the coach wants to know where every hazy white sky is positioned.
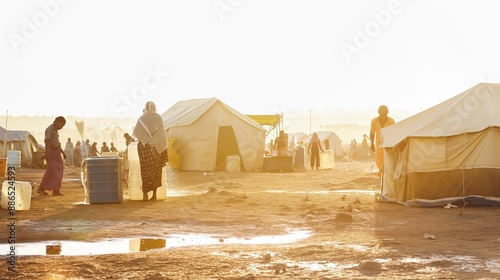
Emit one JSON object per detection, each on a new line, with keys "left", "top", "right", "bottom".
{"left": 2, "top": 0, "right": 500, "bottom": 120}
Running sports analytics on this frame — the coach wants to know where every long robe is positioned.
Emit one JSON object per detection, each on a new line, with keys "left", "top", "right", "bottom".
{"left": 370, "top": 116, "right": 395, "bottom": 176}
{"left": 133, "top": 112, "right": 168, "bottom": 193}
{"left": 39, "top": 149, "right": 64, "bottom": 192}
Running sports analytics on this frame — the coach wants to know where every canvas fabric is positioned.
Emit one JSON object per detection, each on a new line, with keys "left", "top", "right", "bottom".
{"left": 161, "top": 98, "right": 266, "bottom": 171}
{"left": 381, "top": 127, "right": 500, "bottom": 206}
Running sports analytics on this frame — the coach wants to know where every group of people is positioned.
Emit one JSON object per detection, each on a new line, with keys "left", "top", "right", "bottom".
{"left": 270, "top": 130, "right": 325, "bottom": 170}
{"left": 63, "top": 138, "right": 119, "bottom": 167}
{"left": 37, "top": 101, "right": 169, "bottom": 200}
{"left": 267, "top": 105, "right": 395, "bottom": 174}
{"left": 35, "top": 101, "right": 393, "bottom": 198}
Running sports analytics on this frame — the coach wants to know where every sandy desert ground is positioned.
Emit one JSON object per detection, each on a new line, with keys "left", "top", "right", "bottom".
{"left": 1, "top": 158, "right": 500, "bottom": 280}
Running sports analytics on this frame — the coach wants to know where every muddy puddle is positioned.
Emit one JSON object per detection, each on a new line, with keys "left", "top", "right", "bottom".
{"left": 265, "top": 190, "right": 376, "bottom": 194}
{"left": 0, "top": 230, "right": 311, "bottom": 256}
{"left": 244, "top": 254, "right": 500, "bottom": 276}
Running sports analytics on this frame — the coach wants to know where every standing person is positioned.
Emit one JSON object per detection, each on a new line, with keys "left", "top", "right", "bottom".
{"left": 123, "top": 132, "right": 136, "bottom": 174}
{"left": 110, "top": 142, "right": 118, "bottom": 153}
{"left": 36, "top": 116, "right": 67, "bottom": 196}
{"left": 89, "top": 142, "right": 100, "bottom": 157}
{"left": 308, "top": 132, "right": 324, "bottom": 170}
{"left": 85, "top": 139, "right": 91, "bottom": 157}
{"left": 64, "top": 138, "right": 74, "bottom": 166}
{"left": 370, "top": 105, "right": 395, "bottom": 177}
{"left": 133, "top": 101, "right": 168, "bottom": 201}
{"left": 275, "top": 130, "right": 287, "bottom": 156}
{"left": 101, "top": 142, "right": 110, "bottom": 154}
{"left": 293, "top": 141, "right": 306, "bottom": 172}
{"left": 124, "top": 133, "right": 135, "bottom": 147}
{"left": 80, "top": 139, "right": 88, "bottom": 160}
{"left": 74, "top": 141, "right": 82, "bottom": 167}
{"left": 362, "top": 134, "right": 369, "bottom": 159}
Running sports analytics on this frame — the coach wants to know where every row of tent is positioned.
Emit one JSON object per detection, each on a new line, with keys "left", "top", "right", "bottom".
{"left": 152, "top": 86, "right": 500, "bottom": 207}
{"left": 0, "top": 98, "right": 344, "bottom": 171}
{"left": 161, "top": 97, "right": 344, "bottom": 171}
{"left": 3, "top": 83, "right": 500, "bottom": 207}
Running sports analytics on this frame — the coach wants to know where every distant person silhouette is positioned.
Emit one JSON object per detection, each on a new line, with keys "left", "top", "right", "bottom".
{"left": 308, "top": 132, "right": 324, "bottom": 170}
{"left": 64, "top": 138, "right": 74, "bottom": 166}
{"left": 90, "top": 142, "right": 100, "bottom": 157}
{"left": 74, "top": 141, "right": 82, "bottom": 167}
{"left": 101, "top": 142, "right": 110, "bottom": 154}
{"left": 370, "top": 105, "right": 395, "bottom": 177}
{"left": 110, "top": 142, "right": 118, "bottom": 153}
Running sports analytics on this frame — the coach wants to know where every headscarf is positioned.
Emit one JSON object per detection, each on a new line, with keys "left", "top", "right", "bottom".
{"left": 143, "top": 101, "right": 157, "bottom": 114}
{"left": 133, "top": 101, "right": 168, "bottom": 154}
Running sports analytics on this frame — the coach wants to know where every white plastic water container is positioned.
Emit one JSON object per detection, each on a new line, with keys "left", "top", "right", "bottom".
{"left": 1, "top": 181, "right": 32, "bottom": 210}
{"left": 127, "top": 142, "right": 167, "bottom": 200}
{"left": 319, "top": 150, "right": 335, "bottom": 169}
{"left": 7, "top": 150, "right": 21, "bottom": 169}
{"left": 225, "top": 155, "right": 241, "bottom": 171}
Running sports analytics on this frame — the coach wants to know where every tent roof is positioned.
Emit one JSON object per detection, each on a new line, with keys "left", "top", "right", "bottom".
{"left": 0, "top": 126, "right": 33, "bottom": 142}
{"left": 316, "top": 131, "right": 341, "bottom": 141}
{"left": 381, "top": 83, "right": 500, "bottom": 147}
{"left": 161, "top": 97, "right": 265, "bottom": 131}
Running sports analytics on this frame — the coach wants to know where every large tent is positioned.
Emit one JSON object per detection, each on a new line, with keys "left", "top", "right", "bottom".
{"left": 380, "top": 83, "right": 500, "bottom": 206}
{"left": 161, "top": 98, "right": 266, "bottom": 171}
{"left": 0, "top": 126, "right": 40, "bottom": 167}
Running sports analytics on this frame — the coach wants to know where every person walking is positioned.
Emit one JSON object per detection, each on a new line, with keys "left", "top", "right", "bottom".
{"left": 37, "top": 116, "right": 67, "bottom": 196}
{"left": 308, "top": 132, "right": 324, "bottom": 170}
{"left": 80, "top": 139, "right": 88, "bottom": 160}
{"left": 133, "top": 101, "right": 168, "bottom": 201}
{"left": 370, "top": 105, "right": 395, "bottom": 177}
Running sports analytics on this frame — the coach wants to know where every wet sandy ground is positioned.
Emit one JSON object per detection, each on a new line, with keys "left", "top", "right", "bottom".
{"left": 1, "top": 161, "right": 500, "bottom": 279}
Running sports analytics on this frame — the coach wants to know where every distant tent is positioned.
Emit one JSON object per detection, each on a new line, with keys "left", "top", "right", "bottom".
{"left": 161, "top": 98, "right": 266, "bottom": 171}
{"left": 380, "top": 83, "right": 500, "bottom": 206}
{"left": 0, "top": 126, "right": 40, "bottom": 167}
{"left": 287, "top": 131, "right": 343, "bottom": 159}
{"left": 287, "top": 132, "right": 310, "bottom": 146}
{"left": 316, "top": 131, "right": 343, "bottom": 159}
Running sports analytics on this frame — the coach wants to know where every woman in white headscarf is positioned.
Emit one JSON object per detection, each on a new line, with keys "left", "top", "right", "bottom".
{"left": 133, "top": 101, "right": 168, "bottom": 201}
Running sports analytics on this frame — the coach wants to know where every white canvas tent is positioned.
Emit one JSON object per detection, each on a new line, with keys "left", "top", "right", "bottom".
{"left": 161, "top": 98, "right": 266, "bottom": 171}
{"left": 0, "top": 126, "right": 40, "bottom": 167}
{"left": 316, "top": 131, "right": 343, "bottom": 159}
{"left": 380, "top": 83, "right": 500, "bottom": 206}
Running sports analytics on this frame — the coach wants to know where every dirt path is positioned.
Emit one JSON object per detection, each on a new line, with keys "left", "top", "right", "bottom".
{"left": 1, "top": 161, "right": 499, "bottom": 279}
